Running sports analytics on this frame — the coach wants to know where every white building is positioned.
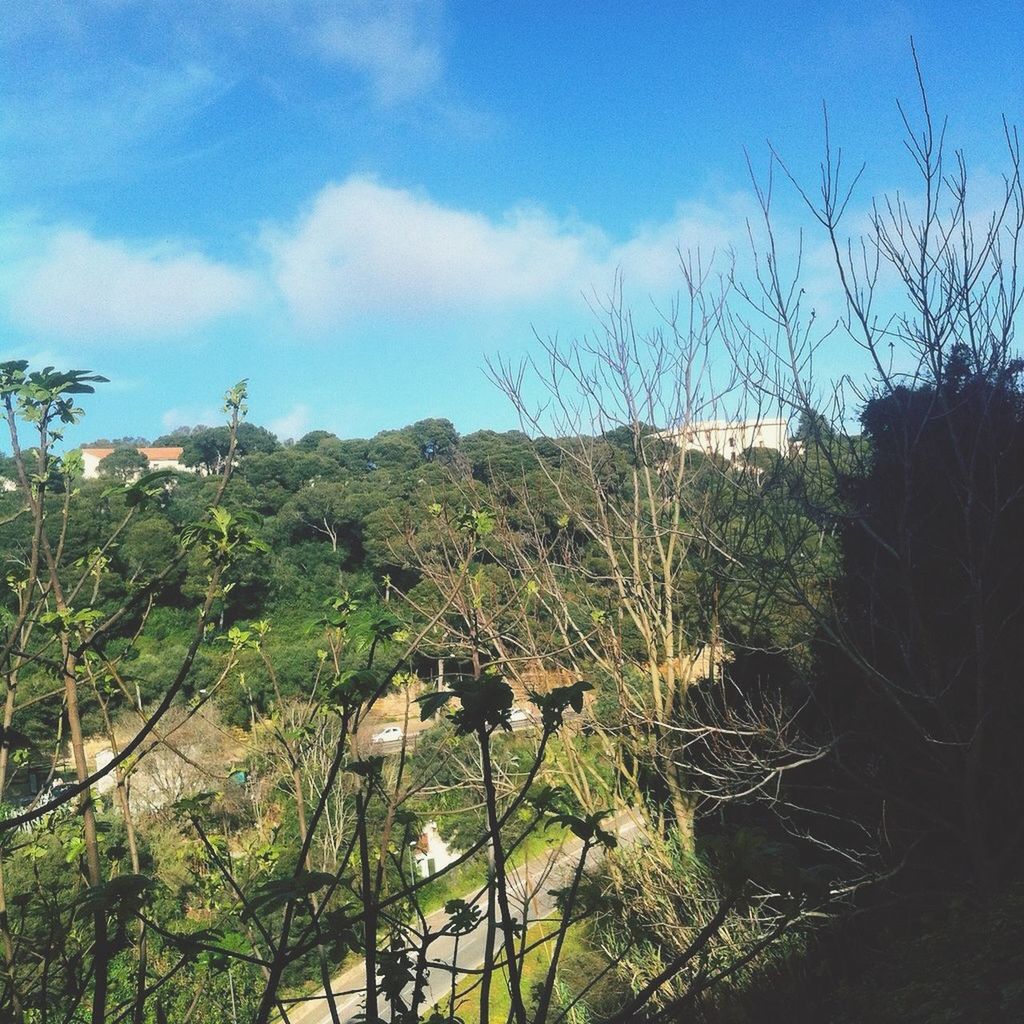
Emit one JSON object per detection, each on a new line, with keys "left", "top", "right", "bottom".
{"left": 93, "top": 749, "right": 116, "bottom": 797}
{"left": 413, "top": 821, "right": 459, "bottom": 878}
{"left": 662, "top": 418, "right": 790, "bottom": 461}
{"left": 80, "top": 446, "right": 185, "bottom": 480}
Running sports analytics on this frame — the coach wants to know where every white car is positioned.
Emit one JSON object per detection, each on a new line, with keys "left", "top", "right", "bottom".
{"left": 509, "top": 707, "right": 533, "bottom": 725}
{"left": 28, "top": 779, "right": 75, "bottom": 814}
{"left": 371, "top": 725, "right": 404, "bottom": 745}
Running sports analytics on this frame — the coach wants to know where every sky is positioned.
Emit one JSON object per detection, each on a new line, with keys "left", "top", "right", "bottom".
{"left": 1, "top": 1, "right": 1022, "bottom": 443}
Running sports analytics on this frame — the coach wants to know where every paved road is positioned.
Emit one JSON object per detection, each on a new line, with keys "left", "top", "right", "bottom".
{"left": 285, "top": 813, "right": 638, "bottom": 1024}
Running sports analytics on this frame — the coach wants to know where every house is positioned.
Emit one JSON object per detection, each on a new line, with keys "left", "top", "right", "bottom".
{"left": 80, "top": 446, "right": 185, "bottom": 480}
{"left": 661, "top": 418, "right": 790, "bottom": 461}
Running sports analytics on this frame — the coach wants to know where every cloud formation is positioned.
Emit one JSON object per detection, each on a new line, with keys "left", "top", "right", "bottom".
{"left": 0, "top": 61, "right": 222, "bottom": 189}
{"left": 313, "top": 1, "right": 446, "bottom": 105}
{"left": 3, "top": 177, "right": 755, "bottom": 339}
{"left": 9, "top": 229, "right": 254, "bottom": 339}
{"left": 265, "top": 176, "right": 749, "bottom": 327}
{"left": 0, "top": 1, "right": 450, "bottom": 195}
{"left": 268, "top": 403, "right": 313, "bottom": 441}
{"left": 266, "top": 177, "right": 599, "bottom": 324}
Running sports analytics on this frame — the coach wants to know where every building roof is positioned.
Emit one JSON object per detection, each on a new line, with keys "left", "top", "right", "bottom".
{"left": 676, "top": 418, "right": 789, "bottom": 431}
{"left": 81, "top": 447, "right": 184, "bottom": 460}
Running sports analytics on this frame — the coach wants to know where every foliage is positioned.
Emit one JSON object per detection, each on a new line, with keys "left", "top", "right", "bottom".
{"left": 1, "top": 83, "right": 1022, "bottom": 1024}
{"left": 96, "top": 445, "right": 150, "bottom": 482}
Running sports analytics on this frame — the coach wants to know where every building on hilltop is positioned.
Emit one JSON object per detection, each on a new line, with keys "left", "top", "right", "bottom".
{"left": 80, "top": 446, "right": 185, "bottom": 480}
{"left": 660, "top": 418, "right": 791, "bottom": 461}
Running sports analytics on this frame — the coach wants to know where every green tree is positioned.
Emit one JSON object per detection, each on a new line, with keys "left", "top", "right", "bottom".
{"left": 402, "top": 417, "right": 459, "bottom": 463}
{"left": 120, "top": 516, "right": 179, "bottom": 583}
{"left": 295, "top": 429, "right": 338, "bottom": 451}
{"left": 284, "top": 480, "right": 354, "bottom": 553}
{"left": 367, "top": 430, "right": 421, "bottom": 473}
{"left": 0, "top": 367, "right": 251, "bottom": 1024}
{"left": 96, "top": 446, "right": 149, "bottom": 482}
{"left": 175, "top": 422, "right": 280, "bottom": 473}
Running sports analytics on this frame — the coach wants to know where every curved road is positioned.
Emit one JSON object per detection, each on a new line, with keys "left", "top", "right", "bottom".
{"left": 285, "top": 813, "right": 639, "bottom": 1024}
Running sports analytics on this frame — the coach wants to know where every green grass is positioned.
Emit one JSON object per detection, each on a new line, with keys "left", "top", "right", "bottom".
{"left": 415, "top": 823, "right": 571, "bottom": 920}
{"left": 442, "top": 921, "right": 583, "bottom": 1024}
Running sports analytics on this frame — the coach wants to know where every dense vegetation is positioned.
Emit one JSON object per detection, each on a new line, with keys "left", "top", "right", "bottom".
{"left": 1, "top": 97, "right": 1022, "bottom": 1024}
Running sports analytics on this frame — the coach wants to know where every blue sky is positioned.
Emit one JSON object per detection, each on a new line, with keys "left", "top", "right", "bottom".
{"left": 1, "top": 1, "right": 1021, "bottom": 443}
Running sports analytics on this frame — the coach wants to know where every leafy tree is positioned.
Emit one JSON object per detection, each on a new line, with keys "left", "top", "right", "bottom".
{"left": 284, "top": 480, "right": 354, "bottom": 552}
{"left": 459, "top": 429, "right": 536, "bottom": 484}
{"left": 158, "top": 422, "right": 281, "bottom": 474}
{"left": 402, "top": 417, "right": 459, "bottom": 463}
{"left": 825, "top": 348, "right": 1024, "bottom": 886}
{"left": 96, "top": 446, "right": 149, "bottom": 482}
{"left": 0, "top": 366, "right": 251, "bottom": 1024}
{"left": 234, "top": 421, "right": 281, "bottom": 457}
{"left": 80, "top": 435, "right": 151, "bottom": 447}
{"left": 239, "top": 448, "right": 340, "bottom": 508}
{"left": 295, "top": 429, "right": 338, "bottom": 451}
{"left": 120, "top": 516, "right": 179, "bottom": 583}
{"left": 367, "top": 430, "right": 421, "bottom": 473}
{"left": 732, "top": 65, "right": 1024, "bottom": 899}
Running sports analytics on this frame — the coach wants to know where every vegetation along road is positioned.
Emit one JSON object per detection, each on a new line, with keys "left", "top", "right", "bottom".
{"left": 287, "top": 812, "right": 640, "bottom": 1023}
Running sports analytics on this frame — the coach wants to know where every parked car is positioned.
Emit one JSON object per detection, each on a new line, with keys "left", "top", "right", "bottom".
{"left": 371, "top": 724, "right": 404, "bottom": 745}
{"left": 509, "top": 706, "right": 533, "bottom": 725}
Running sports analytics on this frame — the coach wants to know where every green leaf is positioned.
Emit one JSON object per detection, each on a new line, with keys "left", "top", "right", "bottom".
{"left": 443, "top": 898, "right": 482, "bottom": 936}
{"left": 171, "top": 791, "right": 219, "bottom": 819}
{"left": 0, "top": 725, "right": 35, "bottom": 752}
{"left": 321, "top": 906, "right": 361, "bottom": 960}
{"left": 416, "top": 689, "right": 453, "bottom": 720}
{"left": 329, "top": 667, "right": 381, "bottom": 706}
{"left": 123, "top": 469, "right": 176, "bottom": 507}
{"left": 443, "top": 673, "right": 515, "bottom": 735}
{"left": 75, "top": 874, "right": 154, "bottom": 922}
{"left": 525, "top": 784, "right": 566, "bottom": 813}
{"left": 547, "top": 809, "right": 617, "bottom": 849}
{"left": 245, "top": 870, "right": 334, "bottom": 916}
{"left": 529, "top": 679, "right": 592, "bottom": 731}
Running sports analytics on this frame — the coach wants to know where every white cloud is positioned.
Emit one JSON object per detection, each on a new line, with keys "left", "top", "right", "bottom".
{"left": 161, "top": 405, "right": 222, "bottom": 431}
{"left": 314, "top": 1, "right": 445, "bottom": 105}
{"left": 9, "top": 228, "right": 255, "bottom": 339}
{"left": 604, "top": 197, "right": 749, "bottom": 290}
{"left": 2, "top": 176, "right": 763, "bottom": 344}
{"left": 265, "top": 175, "right": 751, "bottom": 327}
{"left": 0, "top": 2, "right": 449, "bottom": 194}
{"left": 267, "top": 177, "right": 596, "bottom": 323}
{"left": 268, "top": 403, "right": 312, "bottom": 441}
{"left": 0, "top": 58, "right": 224, "bottom": 188}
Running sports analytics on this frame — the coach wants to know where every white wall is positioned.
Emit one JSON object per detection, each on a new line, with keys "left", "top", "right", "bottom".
{"left": 665, "top": 418, "right": 790, "bottom": 460}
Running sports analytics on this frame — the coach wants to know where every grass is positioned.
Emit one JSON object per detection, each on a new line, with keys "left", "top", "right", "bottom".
{"left": 415, "top": 822, "right": 572, "bottom": 920}
{"left": 441, "top": 921, "right": 588, "bottom": 1024}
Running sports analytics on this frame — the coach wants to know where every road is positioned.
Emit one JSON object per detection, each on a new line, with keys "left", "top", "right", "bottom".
{"left": 366, "top": 713, "right": 545, "bottom": 756}
{"left": 285, "top": 813, "right": 639, "bottom": 1024}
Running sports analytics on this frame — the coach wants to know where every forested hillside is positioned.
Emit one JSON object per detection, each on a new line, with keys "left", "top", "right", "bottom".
{"left": 2, "top": 417, "right": 551, "bottom": 741}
